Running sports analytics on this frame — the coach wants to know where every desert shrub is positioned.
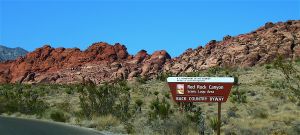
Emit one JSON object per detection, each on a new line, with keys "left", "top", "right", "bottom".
{"left": 183, "top": 67, "right": 236, "bottom": 77}
{"left": 265, "top": 64, "right": 272, "bottom": 70}
{"left": 154, "top": 91, "right": 159, "bottom": 96}
{"left": 251, "top": 108, "right": 268, "bottom": 119}
{"left": 180, "top": 102, "right": 196, "bottom": 112}
{"left": 79, "top": 82, "right": 132, "bottom": 121}
{"left": 156, "top": 72, "right": 173, "bottom": 81}
{"left": 183, "top": 71, "right": 202, "bottom": 77}
{"left": 0, "top": 84, "right": 14, "bottom": 90}
{"left": 113, "top": 81, "right": 132, "bottom": 121}
{"left": 65, "top": 87, "right": 73, "bottom": 94}
{"left": 164, "top": 93, "right": 170, "bottom": 99}
{"left": 291, "top": 121, "right": 300, "bottom": 134}
{"left": 135, "top": 99, "right": 143, "bottom": 113}
{"left": 264, "top": 64, "right": 273, "bottom": 79}
{"left": 224, "top": 66, "right": 238, "bottom": 76}
{"left": 124, "top": 122, "right": 135, "bottom": 134}
{"left": 149, "top": 97, "right": 172, "bottom": 120}
{"left": 224, "top": 129, "right": 238, "bottom": 135}
{"left": 233, "top": 75, "right": 239, "bottom": 85}
{"left": 74, "top": 84, "right": 84, "bottom": 93}
{"left": 272, "top": 56, "right": 300, "bottom": 103}
{"left": 227, "top": 106, "right": 238, "bottom": 118}
{"left": 50, "top": 110, "right": 67, "bottom": 122}
{"left": 268, "top": 88, "right": 286, "bottom": 100}
{"left": 185, "top": 106, "right": 202, "bottom": 123}
{"left": 207, "top": 66, "right": 223, "bottom": 76}
{"left": 273, "top": 56, "right": 297, "bottom": 80}
{"left": 139, "top": 86, "right": 151, "bottom": 97}
{"left": 269, "top": 80, "right": 286, "bottom": 89}
{"left": 79, "top": 84, "right": 118, "bottom": 118}
{"left": 92, "top": 115, "right": 120, "bottom": 130}
{"left": 0, "top": 84, "right": 48, "bottom": 115}
{"left": 49, "top": 84, "right": 60, "bottom": 90}
{"left": 230, "top": 86, "right": 247, "bottom": 103}
{"left": 149, "top": 114, "right": 196, "bottom": 135}
{"left": 55, "top": 101, "right": 71, "bottom": 112}
{"left": 136, "top": 76, "right": 147, "bottom": 84}
{"left": 209, "top": 116, "right": 219, "bottom": 132}
{"left": 296, "top": 57, "right": 300, "bottom": 63}
{"left": 269, "top": 129, "right": 289, "bottom": 135}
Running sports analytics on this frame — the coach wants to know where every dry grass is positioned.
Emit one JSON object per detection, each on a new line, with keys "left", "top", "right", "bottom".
{"left": 92, "top": 115, "right": 121, "bottom": 130}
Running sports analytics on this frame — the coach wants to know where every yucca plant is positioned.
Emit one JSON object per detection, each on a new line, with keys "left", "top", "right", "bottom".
{"left": 230, "top": 86, "right": 247, "bottom": 103}
{"left": 149, "top": 97, "right": 171, "bottom": 120}
{"left": 209, "top": 116, "right": 219, "bottom": 132}
{"left": 135, "top": 99, "right": 143, "bottom": 113}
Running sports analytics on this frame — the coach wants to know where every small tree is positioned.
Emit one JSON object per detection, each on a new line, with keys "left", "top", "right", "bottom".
{"left": 79, "top": 81, "right": 132, "bottom": 121}
{"left": 79, "top": 83, "right": 118, "bottom": 118}
{"left": 273, "top": 56, "right": 297, "bottom": 80}
{"left": 114, "top": 81, "right": 132, "bottom": 121}
{"left": 272, "top": 56, "right": 300, "bottom": 104}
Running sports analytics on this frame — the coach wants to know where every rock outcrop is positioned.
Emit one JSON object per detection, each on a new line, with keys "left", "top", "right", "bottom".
{"left": 0, "top": 42, "right": 171, "bottom": 84}
{"left": 0, "top": 20, "right": 299, "bottom": 84}
{"left": 164, "top": 20, "right": 300, "bottom": 74}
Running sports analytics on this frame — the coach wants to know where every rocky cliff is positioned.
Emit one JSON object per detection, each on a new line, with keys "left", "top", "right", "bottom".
{"left": 0, "top": 20, "right": 299, "bottom": 84}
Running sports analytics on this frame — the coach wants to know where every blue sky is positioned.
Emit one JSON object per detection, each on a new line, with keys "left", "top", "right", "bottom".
{"left": 0, "top": 0, "right": 299, "bottom": 57}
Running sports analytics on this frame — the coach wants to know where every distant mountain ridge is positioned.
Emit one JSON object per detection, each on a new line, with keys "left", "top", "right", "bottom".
{"left": 0, "top": 45, "right": 28, "bottom": 62}
{"left": 0, "top": 20, "right": 299, "bottom": 84}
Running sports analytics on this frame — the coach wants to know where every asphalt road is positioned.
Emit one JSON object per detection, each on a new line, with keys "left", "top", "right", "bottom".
{"left": 0, "top": 116, "right": 104, "bottom": 135}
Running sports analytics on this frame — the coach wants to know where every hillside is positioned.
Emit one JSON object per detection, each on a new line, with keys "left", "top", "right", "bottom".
{"left": 0, "top": 45, "right": 28, "bottom": 62}
{"left": 0, "top": 20, "right": 299, "bottom": 84}
{"left": 0, "top": 62, "right": 299, "bottom": 134}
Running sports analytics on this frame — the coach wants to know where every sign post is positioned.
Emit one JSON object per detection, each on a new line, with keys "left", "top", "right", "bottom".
{"left": 167, "top": 77, "right": 234, "bottom": 135}
{"left": 217, "top": 102, "right": 221, "bottom": 135}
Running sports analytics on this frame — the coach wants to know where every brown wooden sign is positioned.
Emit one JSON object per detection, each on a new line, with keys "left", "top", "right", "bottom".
{"left": 167, "top": 77, "right": 234, "bottom": 135}
{"left": 167, "top": 77, "right": 234, "bottom": 102}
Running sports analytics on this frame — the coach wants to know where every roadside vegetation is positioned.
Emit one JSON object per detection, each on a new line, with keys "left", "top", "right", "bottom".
{"left": 0, "top": 57, "right": 299, "bottom": 134}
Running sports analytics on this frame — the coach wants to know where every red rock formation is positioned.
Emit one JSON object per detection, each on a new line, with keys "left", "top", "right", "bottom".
{"left": 0, "top": 42, "right": 171, "bottom": 84}
{"left": 0, "top": 20, "right": 299, "bottom": 84}
{"left": 164, "top": 20, "right": 300, "bottom": 74}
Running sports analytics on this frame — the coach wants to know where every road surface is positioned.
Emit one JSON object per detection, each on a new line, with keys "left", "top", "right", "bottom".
{"left": 0, "top": 116, "right": 104, "bottom": 135}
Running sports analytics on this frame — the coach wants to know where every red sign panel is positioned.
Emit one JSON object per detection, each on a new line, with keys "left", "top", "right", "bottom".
{"left": 167, "top": 77, "right": 234, "bottom": 102}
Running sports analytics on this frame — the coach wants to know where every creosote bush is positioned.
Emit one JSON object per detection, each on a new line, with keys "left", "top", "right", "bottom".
{"left": 272, "top": 56, "right": 300, "bottom": 103}
{"left": 78, "top": 81, "right": 132, "bottom": 121}
{"left": 0, "top": 84, "right": 48, "bottom": 115}
{"left": 50, "top": 110, "right": 67, "bottom": 122}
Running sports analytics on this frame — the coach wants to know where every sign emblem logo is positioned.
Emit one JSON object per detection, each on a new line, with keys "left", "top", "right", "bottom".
{"left": 176, "top": 84, "right": 184, "bottom": 94}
